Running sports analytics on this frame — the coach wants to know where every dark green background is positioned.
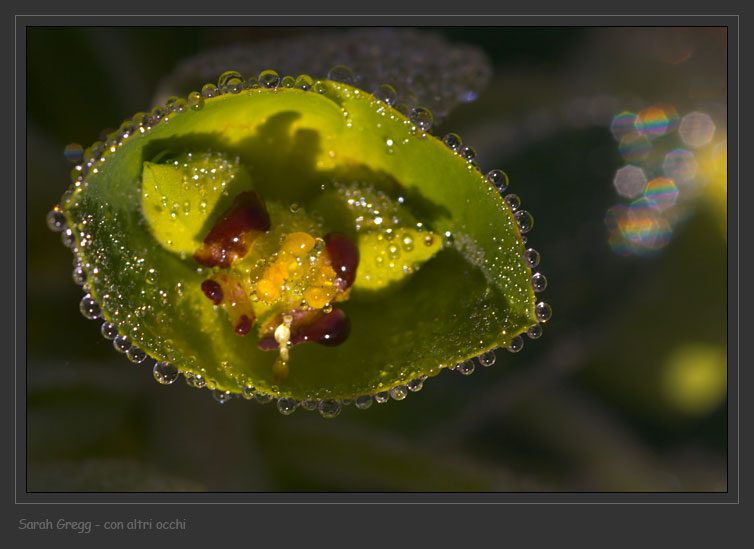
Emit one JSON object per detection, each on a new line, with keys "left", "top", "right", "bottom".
{"left": 26, "top": 27, "right": 727, "bottom": 492}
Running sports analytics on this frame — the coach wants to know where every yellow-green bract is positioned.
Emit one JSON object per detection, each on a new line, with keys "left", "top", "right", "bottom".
{"left": 59, "top": 79, "right": 539, "bottom": 402}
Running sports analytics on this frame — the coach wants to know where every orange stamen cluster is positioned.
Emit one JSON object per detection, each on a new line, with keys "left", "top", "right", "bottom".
{"left": 253, "top": 232, "right": 339, "bottom": 311}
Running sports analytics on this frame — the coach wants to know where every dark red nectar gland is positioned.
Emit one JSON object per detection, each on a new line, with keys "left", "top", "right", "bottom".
{"left": 194, "top": 190, "right": 271, "bottom": 268}
{"left": 201, "top": 279, "right": 224, "bottom": 305}
{"left": 323, "top": 232, "right": 360, "bottom": 291}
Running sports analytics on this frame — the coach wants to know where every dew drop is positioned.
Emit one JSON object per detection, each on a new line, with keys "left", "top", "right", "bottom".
{"left": 327, "top": 65, "right": 355, "bottom": 85}
{"left": 295, "top": 74, "right": 313, "bottom": 91}
{"left": 443, "top": 133, "right": 462, "bottom": 151}
{"left": 507, "top": 336, "right": 524, "bottom": 353}
{"left": 456, "top": 360, "right": 475, "bottom": 375}
{"left": 277, "top": 397, "right": 299, "bottom": 415}
{"left": 301, "top": 399, "right": 318, "bottom": 411}
{"left": 64, "top": 143, "right": 84, "bottom": 163}
{"left": 255, "top": 392, "right": 273, "bottom": 404}
{"left": 242, "top": 385, "right": 256, "bottom": 400}
{"left": 187, "top": 91, "right": 204, "bottom": 110}
{"left": 477, "top": 350, "right": 497, "bottom": 367}
{"left": 258, "top": 69, "right": 280, "bottom": 88}
{"left": 46, "top": 209, "right": 67, "bottom": 232}
{"left": 401, "top": 234, "right": 414, "bottom": 252}
{"left": 153, "top": 361, "right": 179, "bottom": 384}
{"left": 213, "top": 389, "right": 233, "bottom": 404}
{"left": 126, "top": 345, "right": 147, "bottom": 364}
{"left": 535, "top": 302, "right": 553, "bottom": 323}
{"left": 61, "top": 228, "right": 75, "bottom": 248}
{"left": 318, "top": 399, "right": 342, "bottom": 418}
{"left": 460, "top": 146, "right": 476, "bottom": 162}
{"left": 505, "top": 194, "right": 521, "bottom": 211}
{"left": 515, "top": 210, "right": 534, "bottom": 233}
{"left": 531, "top": 272, "right": 547, "bottom": 292}
{"left": 524, "top": 248, "right": 540, "bottom": 268}
{"left": 79, "top": 294, "right": 101, "bottom": 320}
{"left": 100, "top": 322, "right": 117, "bottom": 340}
{"left": 407, "top": 377, "right": 425, "bottom": 392}
{"left": 390, "top": 385, "right": 408, "bottom": 400}
{"left": 354, "top": 395, "right": 373, "bottom": 410}
{"left": 201, "top": 83, "right": 218, "bottom": 98}
{"left": 72, "top": 265, "right": 87, "bottom": 285}
{"left": 374, "top": 391, "right": 390, "bottom": 404}
{"left": 145, "top": 268, "right": 157, "bottom": 285}
{"left": 527, "top": 324, "right": 543, "bottom": 339}
{"left": 409, "top": 107, "right": 433, "bottom": 132}
{"left": 486, "top": 169, "right": 509, "bottom": 193}
{"left": 113, "top": 334, "right": 131, "bottom": 353}
{"left": 313, "top": 81, "right": 328, "bottom": 94}
{"left": 218, "top": 70, "right": 245, "bottom": 94}
{"left": 373, "top": 84, "right": 397, "bottom": 106}
{"left": 281, "top": 75, "right": 296, "bottom": 88}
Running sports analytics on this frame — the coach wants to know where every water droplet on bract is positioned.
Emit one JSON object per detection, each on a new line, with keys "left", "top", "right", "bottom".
{"left": 515, "top": 210, "right": 534, "bottom": 233}
{"left": 313, "top": 80, "right": 328, "bottom": 94}
{"left": 64, "top": 143, "right": 84, "bottom": 163}
{"left": 524, "top": 248, "right": 540, "bottom": 268}
{"left": 281, "top": 75, "right": 295, "bottom": 88}
{"left": 277, "top": 397, "right": 298, "bottom": 415}
{"left": 373, "top": 84, "right": 397, "bottom": 106}
{"left": 407, "top": 377, "right": 425, "bottom": 392}
{"left": 47, "top": 209, "right": 66, "bottom": 232}
{"left": 507, "top": 336, "right": 524, "bottom": 353}
{"left": 535, "top": 302, "right": 552, "bottom": 323}
{"left": 72, "top": 265, "right": 87, "bottom": 285}
{"left": 390, "top": 385, "right": 408, "bottom": 400}
{"left": 295, "top": 74, "right": 313, "bottom": 91}
{"left": 113, "top": 334, "right": 131, "bottom": 353}
{"left": 400, "top": 233, "right": 414, "bottom": 252}
{"left": 409, "top": 107, "right": 433, "bottom": 132}
{"left": 79, "top": 294, "right": 101, "bottom": 320}
{"left": 213, "top": 389, "right": 233, "bottom": 404}
{"left": 354, "top": 395, "right": 373, "bottom": 409}
{"left": 201, "top": 83, "right": 218, "bottom": 98}
{"left": 327, "top": 65, "right": 355, "bottom": 86}
{"left": 486, "top": 169, "right": 509, "bottom": 193}
{"left": 258, "top": 69, "right": 280, "bottom": 88}
{"left": 527, "top": 324, "right": 543, "bottom": 339}
{"left": 145, "top": 268, "right": 158, "bottom": 285}
{"left": 171, "top": 98, "right": 187, "bottom": 113}
{"left": 477, "top": 350, "right": 496, "bottom": 367}
{"left": 100, "top": 322, "right": 118, "bottom": 340}
{"left": 319, "top": 399, "right": 342, "bottom": 418}
{"left": 460, "top": 146, "right": 476, "bottom": 162}
{"left": 505, "top": 194, "right": 521, "bottom": 211}
{"left": 61, "top": 228, "right": 75, "bottom": 247}
{"left": 456, "top": 360, "right": 475, "bottom": 375}
{"left": 187, "top": 91, "right": 204, "bottom": 110}
{"left": 374, "top": 391, "right": 390, "bottom": 404}
{"left": 531, "top": 272, "right": 547, "bottom": 292}
{"left": 126, "top": 345, "right": 147, "bottom": 363}
{"left": 242, "top": 385, "right": 255, "bottom": 400}
{"left": 153, "top": 361, "right": 179, "bottom": 384}
{"left": 301, "top": 399, "right": 318, "bottom": 411}
{"left": 443, "top": 133, "right": 462, "bottom": 151}
{"left": 218, "top": 70, "right": 245, "bottom": 94}
{"left": 255, "top": 392, "right": 273, "bottom": 404}
{"left": 289, "top": 202, "right": 300, "bottom": 213}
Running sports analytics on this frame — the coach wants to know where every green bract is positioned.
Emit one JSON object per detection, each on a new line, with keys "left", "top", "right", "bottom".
{"left": 56, "top": 78, "right": 542, "bottom": 408}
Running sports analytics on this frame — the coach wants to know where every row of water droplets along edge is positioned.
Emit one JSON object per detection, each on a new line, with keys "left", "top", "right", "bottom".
{"left": 47, "top": 66, "right": 551, "bottom": 419}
